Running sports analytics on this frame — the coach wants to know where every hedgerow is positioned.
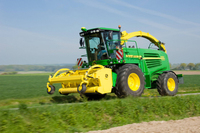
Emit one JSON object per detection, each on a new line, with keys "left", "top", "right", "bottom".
{"left": 0, "top": 95, "right": 200, "bottom": 133}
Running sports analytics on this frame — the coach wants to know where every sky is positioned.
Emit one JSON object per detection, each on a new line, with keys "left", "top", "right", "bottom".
{"left": 0, "top": 0, "right": 200, "bottom": 65}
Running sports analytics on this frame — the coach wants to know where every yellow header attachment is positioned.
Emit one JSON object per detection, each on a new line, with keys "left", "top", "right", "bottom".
{"left": 121, "top": 31, "right": 166, "bottom": 53}
{"left": 47, "top": 65, "right": 113, "bottom": 95}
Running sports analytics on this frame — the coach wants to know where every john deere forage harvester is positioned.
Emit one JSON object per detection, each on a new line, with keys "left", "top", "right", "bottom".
{"left": 47, "top": 26, "right": 183, "bottom": 98}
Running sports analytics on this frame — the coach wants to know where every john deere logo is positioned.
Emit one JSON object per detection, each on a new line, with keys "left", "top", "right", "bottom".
{"left": 105, "top": 74, "right": 108, "bottom": 78}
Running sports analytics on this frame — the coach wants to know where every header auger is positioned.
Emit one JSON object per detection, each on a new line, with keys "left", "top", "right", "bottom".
{"left": 47, "top": 25, "right": 183, "bottom": 99}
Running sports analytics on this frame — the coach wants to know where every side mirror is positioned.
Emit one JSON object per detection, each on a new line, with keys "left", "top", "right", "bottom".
{"left": 80, "top": 38, "right": 84, "bottom": 47}
{"left": 108, "top": 31, "right": 113, "bottom": 40}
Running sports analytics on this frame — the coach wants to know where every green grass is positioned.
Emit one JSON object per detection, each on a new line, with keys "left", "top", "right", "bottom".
{"left": 179, "top": 75, "right": 200, "bottom": 87}
{"left": 0, "top": 73, "right": 61, "bottom": 100}
{"left": 0, "top": 73, "right": 200, "bottom": 132}
{"left": 0, "top": 74, "right": 200, "bottom": 107}
{"left": 0, "top": 95, "right": 200, "bottom": 133}
{"left": 176, "top": 75, "right": 200, "bottom": 94}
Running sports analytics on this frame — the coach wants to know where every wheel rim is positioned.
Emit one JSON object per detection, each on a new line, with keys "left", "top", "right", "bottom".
{"left": 167, "top": 78, "right": 175, "bottom": 91}
{"left": 128, "top": 73, "right": 140, "bottom": 91}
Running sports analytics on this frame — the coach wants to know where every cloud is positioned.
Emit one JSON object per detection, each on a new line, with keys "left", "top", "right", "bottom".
{"left": 76, "top": 0, "right": 176, "bottom": 31}
{"left": 111, "top": 0, "right": 200, "bottom": 27}
{"left": 0, "top": 25, "right": 66, "bottom": 47}
{"left": 111, "top": 0, "right": 200, "bottom": 38}
{"left": 76, "top": 0, "right": 200, "bottom": 38}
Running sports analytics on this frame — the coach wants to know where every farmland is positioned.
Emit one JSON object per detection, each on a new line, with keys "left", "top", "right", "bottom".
{"left": 0, "top": 72, "right": 200, "bottom": 132}
{"left": 1, "top": 73, "right": 200, "bottom": 105}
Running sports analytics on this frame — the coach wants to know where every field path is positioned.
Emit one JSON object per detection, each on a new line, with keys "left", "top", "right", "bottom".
{"left": 174, "top": 71, "right": 200, "bottom": 75}
{"left": 88, "top": 116, "right": 200, "bottom": 133}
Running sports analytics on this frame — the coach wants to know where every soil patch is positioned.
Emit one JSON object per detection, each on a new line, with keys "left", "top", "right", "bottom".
{"left": 88, "top": 116, "right": 200, "bottom": 133}
{"left": 174, "top": 71, "right": 200, "bottom": 75}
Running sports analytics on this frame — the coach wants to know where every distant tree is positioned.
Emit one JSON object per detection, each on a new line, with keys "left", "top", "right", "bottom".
{"left": 0, "top": 64, "right": 75, "bottom": 72}
{"left": 72, "top": 65, "right": 78, "bottom": 70}
{"left": 1, "top": 71, "right": 18, "bottom": 75}
{"left": 169, "top": 63, "right": 172, "bottom": 69}
{"left": 180, "top": 63, "right": 187, "bottom": 70}
{"left": 187, "top": 63, "right": 195, "bottom": 70}
{"left": 194, "top": 63, "right": 200, "bottom": 70}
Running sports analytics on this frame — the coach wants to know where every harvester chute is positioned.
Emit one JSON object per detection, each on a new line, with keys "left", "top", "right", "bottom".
{"left": 121, "top": 31, "right": 166, "bottom": 52}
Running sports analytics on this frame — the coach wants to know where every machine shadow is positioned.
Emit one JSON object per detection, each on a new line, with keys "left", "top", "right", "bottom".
{"left": 50, "top": 95, "right": 82, "bottom": 103}
{"left": 50, "top": 94, "right": 118, "bottom": 104}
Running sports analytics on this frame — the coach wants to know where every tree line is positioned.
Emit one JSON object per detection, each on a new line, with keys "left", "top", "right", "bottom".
{"left": 0, "top": 64, "right": 75, "bottom": 72}
{"left": 172, "top": 63, "right": 200, "bottom": 70}
{"left": 1, "top": 63, "right": 199, "bottom": 72}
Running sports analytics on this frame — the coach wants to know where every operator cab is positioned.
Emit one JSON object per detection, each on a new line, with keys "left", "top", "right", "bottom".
{"left": 80, "top": 27, "right": 121, "bottom": 63}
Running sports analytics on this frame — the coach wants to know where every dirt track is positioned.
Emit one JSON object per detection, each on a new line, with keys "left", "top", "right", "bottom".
{"left": 174, "top": 71, "right": 200, "bottom": 75}
{"left": 88, "top": 116, "right": 200, "bottom": 133}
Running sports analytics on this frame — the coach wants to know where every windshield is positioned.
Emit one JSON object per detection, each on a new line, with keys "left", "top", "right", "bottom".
{"left": 84, "top": 33, "right": 108, "bottom": 62}
{"left": 103, "top": 31, "right": 121, "bottom": 59}
{"left": 84, "top": 31, "right": 121, "bottom": 62}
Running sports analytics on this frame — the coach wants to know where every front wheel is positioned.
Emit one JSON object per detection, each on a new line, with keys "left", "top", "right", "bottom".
{"left": 156, "top": 72, "right": 178, "bottom": 96}
{"left": 115, "top": 64, "right": 145, "bottom": 97}
{"left": 77, "top": 84, "right": 87, "bottom": 94}
{"left": 47, "top": 85, "right": 55, "bottom": 95}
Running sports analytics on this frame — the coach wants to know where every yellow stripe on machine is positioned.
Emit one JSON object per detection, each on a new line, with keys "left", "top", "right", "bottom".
{"left": 143, "top": 56, "right": 165, "bottom": 61}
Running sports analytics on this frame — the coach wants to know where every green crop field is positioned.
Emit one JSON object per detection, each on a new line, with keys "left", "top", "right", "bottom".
{"left": 0, "top": 73, "right": 60, "bottom": 100}
{"left": 0, "top": 74, "right": 200, "bottom": 107}
{"left": 179, "top": 75, "right": 200, "bottom": 87}
{"left": 0, "top": 73, "right": 200, "bottom": 132}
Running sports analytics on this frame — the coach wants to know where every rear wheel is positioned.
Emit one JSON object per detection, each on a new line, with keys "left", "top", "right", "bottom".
{"left": 115, "top": 64, "right": 145, "bottom": 97}
{"left": 156, "top": 72, "right": 178, "bottom": 96}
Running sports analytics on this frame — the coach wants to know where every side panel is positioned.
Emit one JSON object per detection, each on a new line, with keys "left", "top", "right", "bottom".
{"left": 123, "top": 48, "right": 170, "bottom": 88}
{"left": 140, "top": 49, "right": 170, "bottom": 88}
{"left": 123, "top": 48, "right": 141, "bottom": 65}
{"left": 112, "top": 72, "right": 117, "bottom": 87}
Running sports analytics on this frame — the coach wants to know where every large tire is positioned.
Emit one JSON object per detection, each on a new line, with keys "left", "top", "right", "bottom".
{"left": 115, "top": 64, "right": 145, "bottom": 97}
{"left": 156, "top": 72, "right": 178, "bottom": 96}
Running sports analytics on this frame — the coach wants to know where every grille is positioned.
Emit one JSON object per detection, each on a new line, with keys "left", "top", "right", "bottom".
{"left": 145, "top": 59, "right": 162, "bottom": 68}
{"left": 144, "top": 53, "right": 162, "bottom": 68}
{"left": 144, "top": 53, "right": 159, "bottom": 57}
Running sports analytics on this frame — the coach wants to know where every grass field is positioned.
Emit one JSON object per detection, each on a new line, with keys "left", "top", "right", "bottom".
{"left": 0, "top": 73, "right": 200, "bottom": 107}
{"left": 0, "top": 73, "right": 200, "bottom": 132}
{"left": 1, "top": 95, "right": 200, "bottom": 132}
{"left": 0, "top": 73, "right": 60, "bottom": 100}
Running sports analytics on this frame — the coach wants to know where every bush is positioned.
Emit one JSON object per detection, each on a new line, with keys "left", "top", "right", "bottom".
{"left": 1, "top": 71, "right": 18, "bottom": 75}
{"left": 0, "top": 95, "right": 200, "bottom": 132}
